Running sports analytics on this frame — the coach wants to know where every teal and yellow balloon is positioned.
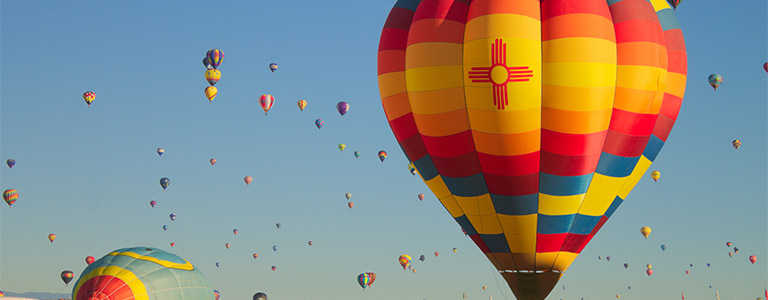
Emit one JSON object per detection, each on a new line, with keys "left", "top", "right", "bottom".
{"left": 72, "top": 247, "right": 215, "bottom": 300}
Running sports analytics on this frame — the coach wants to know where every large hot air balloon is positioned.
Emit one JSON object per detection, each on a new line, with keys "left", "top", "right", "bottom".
{"left": 732, "top": 140, "right": 741, "bottom": 150}
{"left": 160, "top": 177, "right": 170, "bottom": 190}
{"left": 61, "top": 270, "right": 74, "bottom": 286}
{"left": 244, "top": 176, "right": 253, "bottom": 186}
{"left": 3, "top": 189, "right": 18, "bottom": 207}
{"left": 651, "top": 171, "right": 660, "bottom": 182}
{"left": 6, "top": 159, "right": 15, "bottom": 169}
{"left": 206, "top": 49, "right": 224, "bottom": 69}
{"left": 260, "top": 95, "right": 275, "bottom": 115}
{"left": 205, "top": 86, "right": 218, "bottom": 103}
{"left": 83, "top": 91, "right": 95, "bottom": 107}
{"left": 269, "top": 63, "right": 278, "bottom": 72}
{"left": 398, "top": 255, "right": 411, "bottom": 270}
{"left": 253, "top": 292, "right": 268, "bottom": 300}
{"left": 377, "top": 151, "right": 387, "bottom": 162}
{"left": 72, "top": 247, "right": 215, "bottom": 300}
{"left": 48, "top": 233, "right": 56, "bottom": 243}
{"left": 337, "top": 101, "right": 350, "bottom": 117}
{"left": 315, "top": 119, "right": 324, "bottom": 129}
{"left": 708, "top": 73, "right": 722, "bottom": 91}
{"left": 377, "top": 1, "right": 687, "bottom": 299}
{"left": 85, "top": 256, "right": 95, "bottom": 265}
{"left": 150, "top": 200, "right": 157, "bottom": 208}
{"left": 666, "top": 0, "right": 681, "bottom": 10}
{"left": 357, "top": 273, "right": 371, "bottom": 290}
{"left": 641, "top": 226, "right": 652, "bottom": 238}
{"left": 205, "top": 69, "right": 221, "bottom": 86}
{"left": 297, "top": 100, "right": 308, "bottom": 111}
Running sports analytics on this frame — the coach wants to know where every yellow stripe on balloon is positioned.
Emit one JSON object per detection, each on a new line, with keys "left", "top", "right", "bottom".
{"left": 537, "top": 194, "right": 584, "bottom": 216}
{"left": 541, "top": 85, "right": 615, "bottom": 112}
{"left": 617, "top": 156, "right": 653, "bottom": 200}
{"left": 541, "top": 62, "right": 617, "bottom": 88}
{"left": 405, "top": 66, "right": 464, "bottom": 92}
{"left": 439, "top": 194, "right": 465, "bottom": 219}
{"left": 455, "top": 194, "right": 503, "bottom": 235}
{"left": 650, "top": 0, "right": 672, "bottom": 11}
{"left": 551, "top": 252, "right": 578, "bottom": 271}
{"left": 377, "top": 72, "right": 407, "bottom": 99}
{"left": 108, "top": 251, "right": 193, "bottom": 270}
{"left": 498, "top": 214, "right": 537, "bottom": 253}
{"left": 578, "top": 174, "right": 626, "bottom": 216}
{"left": 464, "top": 14, "right": 541, "bottom": 43}
{"left": 616, "top": 65, "right": 668, "bottom": 93}
{"left": 666, "top": 72, "right": 687, "bottom": 98}
{"left": 535, "top": 252, "right": 559, "bottom": 270}
{"left": 73, "top": 266, "right": 150, "bottom": 300}
{"left": 467, "top": 108, "right": 540, "bottom": 134}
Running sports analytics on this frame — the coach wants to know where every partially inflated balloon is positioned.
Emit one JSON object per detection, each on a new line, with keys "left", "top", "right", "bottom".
{"left": 269, "top": 63, "right": 278, "bottom": 72}
{"left": 48, "top": 233, "right": 56, "bottom": 243}
{"left": 160, "top": 177, "right": 170, "bottom": 190}
{"left": 72, "top": 247, "right": 215, "bottom": 300}
{"left": 150, "top": 200, "right": 157, "bottom": 208}
{"left": 297, "top": 100, "right": 307, "bottom": 111}
{"left": 260, "top": 95, "right": 275, "bottom": 115}
{"left": 398, "top": 255, "right": 411, "bottom": 270}
{"left": 378, "top": 1, "right": 687, "bottom": 298}
{"left": 85, "top": 256, "right": 95, "bottom": 265}
{"left": 732, "top": 140, "right": 741, "bottom": 150}
{"left": 315, "top": 119, "right": 323, "bottom": 129}
{"left": 244, "top": 176, "right": 253, "bottom": 186}
{"left": 708, "top": 74, "right": 723, "bottom": 91}
{"left": 337, "top": 101, "right": 350, "bottom": 116}
{"left": 253, "top": 292, "right": 267, "bottom": 300}
{"left": 6, "top": 159, "right": 15, "bottom": 169}
{"left": 339, "top": 144, "right": 346, "bottom": 152}
{"left": 210, "top": 158, "right": 216, "bottom": 166}
{"left": 651, "top": 171, "right": 660, "bottom": 182}
{"left": 377, "top": 150, "right": 386, "bottom": 162}
{"left": 206, "top": 49, "right": 224, "bottom": 69}
{"left": 83, "top": 91, "right": 95, "bottom": 107}
{"left": 3, "top": 189, "right": 18, "bottom": 207}
{"left": 205, "top": 69, "right": 221, "bottom": 86}
{"left": 205, "top": 86, "right": 218, "bottom": 103}
{"left": 641, "top": 226, "right": 652, "bottom": 238}
{"left": 61, "top": 270, "right": 74, "bottom": 285}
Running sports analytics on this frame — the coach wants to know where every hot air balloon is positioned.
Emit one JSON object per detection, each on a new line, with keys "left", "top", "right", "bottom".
{"left": 225, "top": 243, "right": 230, "bottom": 249}
{"left": 336, "top": 101, "right": 350, "bottom": 117}
{"left": 205, "top": 86, "right": 218, "bottom": 103}
{"left": 354, "top": 151, "right": 361, "bottom": 158}
{"left": 434, "top": 252, "right": 439, "bottom": 257}
{"left": 598, "top": 256, "right": 602, "bottom": 260}
{"left": 6, "top": 159, "right": 15, "bottom": 169}
{"left": 646, "top": 264, "right": 652, "bottom": 269}
{"left": 348, "top": 201, "right": 354, "bottom": 209}
{"left": 689, "top": 263, "right": 693, "bottom": 267}
{"left": 0, "top": 290, "right": 4, "bottom": 297}
{"left": 3, "top": 189, "right": 18, "bottom": 207}
{"left": 254, "top": 292, "right": 268, "bottom": 300}
{"left": 378, "top": 0, "right": 687, "bottom": 298}
{"left": 215, "top": 262, "right": 220, "bottom": 267}
{"left": 253, "top": 253, "right": 259, "bottom": 259}
{"left": 483, "top": 286, "right": 488, "bottom": 291}
{"left": 651, "top": 171, "right": 660, "bottom": 182}
{"left": 61, "top": 270, "right": 74, "bottom": 285}
{"left": 315, "top": 118, "right": 324, "bottom": 129}
{"left": 606, "top": 256, "right": 611, "bottom": 261}
{"left": 214, "top": 290, "right": 220, "bottom": 300}
{"left": 641, "top": 226, "right": 652, "bottom": 238}
{"left": 623, "top": 263, "right": 629, "bottom": 269}
{"left": 345, "top": 193, "right": 352, "bottom": 200}
{"left": 732, "top": 140, "right": 741, "bottom": 149}
{"left": 412, "top": 268, "right": 416, "bottom": 273}
{"left": 764, "top": 63, "right": 768, "bottom": 73}
{"left": 418, "top": 194, "right": 425, "bottom": 201}
{"left": 408, "top": 162, "right": 417, "bottom": 175}
{"left": 728, "top": 251, "right": 733, "bottom": 257}
{"left": 357, "top": 273, "right": 371, "bottom": 290}
{"left": 734, "top": 247, "right": 740, "bottom": 254}
{"left": 749, "top": 255, "right": 757, "bottom": 264}
{"left": 150, "top": 200, "right": 157, "bottom": 208}
{"left": 453, "top": 248, "right": 457, "bottom": 253}
{"left": 726, "top": 242, "right": 732, "bottom": 247}
{"left": 233, "top": 229, "right": 238, "bottom": 235}
{"left": 203, "top": 57, "right": 212, "bottom": 69}
{"left": 308, "top": 240, "right": 313, "bottom": 246}
{"left": 160, "top": 177, "right": 170, "bottom": 190}
{"left": 162, "top": 225, "right": 168, "bottom": 231}
{"left": 706, "top": 263, "right": 710, "bottom": 267}
{"left": 206, "top": 49, "right": 224, "bottom": 69}
{"left": 666, "top": 0, "right": 681, "bottom": 9}
{"left": 377, "top": 151, "right": 386, "bottom": 162}
{"left": 170, "top": 242, "right": 175, "bottom": 247}
{"left": 72, "top": 247, "right": 215, "bottom": 299}
{"left": 271, "top": 266, "right": 276, "bottom": 271}
{"left": 646, "top": 269, "right": 653, "bottom": 276}
{"left": 205, "top": 69, "right": 221, "bottom": 86}
{"left": 661, "top": 244, "right": 667, "bottom": 251}
{"left": 419, "top": 255, "right": 426, "bottom": 262}
{"left": 48, "top": 233, "right": 56, "bottom": 243}
{"left": 276, "top": 223, "right": 281, "bottom": 229}
{"left": 169, "top": 213, "right": 176, "bottom": 221}
{"left": 244, "top": 176, "right": 253, "bottom": 186}
{"left": 684, "top": 270, "right": 689, "bottom": 275}
{"left": 398, "top": 255, "right": 411, "bottom": 270}
{"left": 708, "top": 74, "right": 723, "bottom": 91}
{"left": 83, "top": 91, "right": 95, "bottom": 107}
{"left": 85, "top": 256, "right": 95, "bottom": 265}
{"left": 366, "top": 272, "right": 376, "bottom": 287}
{"left": 210, "top": 158, "right": 216, "bottom": 166}
{"left": 339, "top": 144, "right": 346, "bottom": 152}
{"left": 260, "top": 94, "right": 275, "bottom": 115}
{"left": 273, "top": 245, "right": 277, "bottom": 252}
{"left": 297, "top": 100, "right": 307, "bottom": 111}
{"left": 269, "top": 63, "right": 278, "bottom": 72}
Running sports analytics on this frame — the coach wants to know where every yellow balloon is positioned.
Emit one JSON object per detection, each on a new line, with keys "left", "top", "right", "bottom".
{"left": 651, "top": 171, "right": 660, "bottom": 182}
{"left": 297, "top": 100, "right": 308, "bottom": 111}
{"left": 646, "top": 264, "right": 652, "bottom": 269}
{"left": 339, "top": 144, "right": 346, "bottom": 152}
{"left": 641, "top": 226, "right": 652, "bottom": 238}
{"left": 205, "top": 86, "right": 218, "bottom": 103}
{"left": 205, "top": 69, "right": 221, "bottom": 86}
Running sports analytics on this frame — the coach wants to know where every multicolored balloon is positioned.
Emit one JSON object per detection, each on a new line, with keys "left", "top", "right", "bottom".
{"left": 244, "top": 176, "right": 253, "bottom": 186}
{"left": 315, "top": 119, "right": 323, "bottom": 129}
{"left": 163, "top": 225, "right": 168, "bottom": 231}
{"left": 6, "top": 159, "right": 15, "bottom": 169}
{"left": 651, "top": 171, "right": 660, "bottom": 182}
{"left": 308, "top": 240, "right": 313, "bottom": 246}
{"left": 85, "top": 256, "right": 95, "bottom": 265}
{"left": 708, "top": 73, "right": 723, "bottom": 91}
{"left": 271, "top": 266, "right": 276, "bottom": 271}
{"left": 61, "top": 270, "right": 74, "bottom": 285}
{"left": 336, "top": 101, "right": 350, "bottom": 117}
{"left": 260, "top": 94, "right": 275, "bottom": 115}
{"left": 253, "top": 253, "right": 259, "bottom": 259}
{"left": 661, "top": 244, "right": 667, "bottom": 251}
{"left": 170, "top": 242, "right": 175, "bottom": 247}
{"left": 666, "top": 0, "right": 681, "bottom": 9}
{"left": 366, "top": 272, "right": 376, "bottom": 287}
{"left": 354, "top": 151, "right": 360, "bottom": 158}
{"left": 210, "top": 158, "right": 216, "bottom": 166}
{"left": 357, "top": 273, "right": 371, "bottom": 290}
{"left": 206, "top": 49, "right": 224, "bottom": 69}
{"left": 150, "top": 200, "right": 156, "bottom": 208}
{"left": 48, "top": 233, "right": 56, "bottom": 243}
{"left": 646, "top": 269, "right": 653, "bottom": 276}
{"left": 253, "top": 292, "right": 267, "bottom": 300}
{"left": 83, "top": 91, "right": 95, "bottom": 107}
{"left": 276, "top": 223, "right": 281, "bottom": 229}
{"left": 157, "top": 148, "right": 165, "bottom": 156}
{"left": 641, "top": 226, "right": 652, "bottom": 238}
{"left": 3, "top": 189, "right": 18, "bottom": 207}
{"left": 160, "top": 177, "right": 170, "bottom": 190}
{"left": 348, "top": 201, "right": 354, "bottom": 209}
{"left": 377, "top": 151, "right": 387, "bottom": 162}
{"left": 378, "top": 1, "right": 687, "bottom": 298}
{"left": 408, "top": 162, "right": 417, "bottom": 175}
{"left": 398, "top": 254, "right": 411, "bottom": 270}
{"left": 339, "top": 144, "right": 346, "bottom": 152}
{"left": 233, "top": 229, "right": 238, "bottom": 235}
{"left": 297, "top": 100, "right": 307, "bottom": 111}
{"left": 726, "top": 241, "right": 732, "bottom": 247}
{"left": 225, "top": 243, "right": 230, "bottom": 249}
{"left": 269, "top": 63, "right": 278, "bottom": 72}
{"left": 205, "top": 86, "right": 218, "bottom": 103}
{"left": 72, "top": 247, "right": 215, "bottom": 300}
{"left": 732, "top": 140, "right": 741, "bottom": 149}
{"left": 214, "top": 290, "right": 220, "bottom": 300}
{"left": 205, "top": 69, "right": 221, "bottom": 86}
{"left": 418, "top": 194, "right": 425, "bottom": 201}
{"left": 169, "top": 213, "right": 176, "bottom": 221}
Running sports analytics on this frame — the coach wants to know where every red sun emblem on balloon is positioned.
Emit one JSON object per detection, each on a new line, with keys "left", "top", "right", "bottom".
{"left": 467, "top": 39, "right": 534, "bottom": 110}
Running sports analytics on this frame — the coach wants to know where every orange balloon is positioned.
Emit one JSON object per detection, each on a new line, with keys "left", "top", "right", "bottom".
{"left": 48, "top": 234, "right": 56, "bottom": 243}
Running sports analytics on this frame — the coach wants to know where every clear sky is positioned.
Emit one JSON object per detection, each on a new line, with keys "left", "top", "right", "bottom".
{"left": 1, "top": 1, "right": 766, "bottom": 299}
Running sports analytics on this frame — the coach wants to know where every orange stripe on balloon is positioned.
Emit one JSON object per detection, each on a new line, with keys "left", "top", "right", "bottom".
{"left": 466, "top": 0, "right": 540, "bottom": 22}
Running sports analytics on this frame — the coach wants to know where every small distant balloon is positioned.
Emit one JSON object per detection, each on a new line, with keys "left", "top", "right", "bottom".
{"left": 763, "top": 62, "right": 768, "bottom": 73}
{"left": 598, "top": 256, "right": 602, "bottom": 260}
{"left": 708, "top": 73, "right": 723, "bottom": 91}
{"left": 169, "top": 213, "right": 176, "bottom": 221}
{"left": 398, "top": 255, "right": 411, "bottom": 270}
{"left": 434, "top": 252, "right": 439, "bottom": 257}
{"left": 271, "top": 266, "right": 276, "bottom": 271}
{"left": 6, "top": 159, "right": 15, "bottom": 169}
{"left": 315, "top": 118, "right": 324, "bottom": 129}
{"left": 225, "top": 243, "right": 230, "bottom": 249}
{"left": 651, "top": 171, "right": 660, "bottom": 182}
{"left": 244, "top": 176, "right": 253, "bottom": 186}
{"left": 308, "top": 240, "right": 313, "bottom": 246}
{"left": 732, "top": 140, "right": 741, "bottom": 149}
{"left": 336, "top": 101, "right": 350, "bottom": 116}
{"left": 666, "top": 0, "right": 681, "bottom": 9}
{"left": 205, "top": 86, "right": 218, "bottom": 103}
{"left": 345, "top": 193, "right": 352, "bottom": 200}
{"left": 170, "top": 242, "right": 175, "bottom": 247}
{"left": 3, "top": 189, "right": 18, "bottom": 207}
{"left": 214, "top": 290, "right": 220, "bottom": 300}
{"left": 83, "top": 91, "right": 96, "bottom": 107}
{"left": 160, "top": 177, "right": 170, "bottom": 190}
{"left": 661, "top": 244, "right": 667, "bottom": 251}
{"left": 205, "top": 69, "right": 221, "bottom": 86}
{"left": 275, "top": 223, "right": 281, "bottom": 229}
{"left": 210, "top": 158, "right": 216, "bottom": 166}
{"left": 297, "top": 99, "right": 307, "bottom": 111}
{"left": 203, "top": 57, "right": 212, "bottom": 69}
{"left": 273, "top": 245, "right": 277, "bottom": 252}
{"left": 646, "top": 264, "right": 652, "bottom": 269}
{"left": 48, "top": 233, "right": 56, "bottom": 243}
{"left": 623, "top": 263, "right": 629, "bottom": 269}
{"left": 378, "top": 150, "right": 387, "bottom": 162}
{"left": 339, "top": 144, "right": 346, "bottom": 152}
{"left": 726, "top": 241, "right": 732, "bottom": 247}
{"left": 357, "top": 273, "right": 371, "bottom": 290}
{"left": 233, "top": 229, "right": 238, "bottom": 235}
{"left": 260, "top": 94, "right": 275, "bottom": 115}
{"left": 408, "top": 162, "right": 417, "bottom": 175}
{"left": 728, "top": 251, "right": 733, "bottom": 257}
{"left": 606, "top": 256, "right": 611, "bottom": 261}
{"left": 253, "top": 292, "right": 267, "bottom": 300}
{"left": 640, "top": 226, "right": 652, "bottom": 238}
{"left": 162, "top": 225, "right": 168, "bottom": 231}
{"left": 85, "top": 256, "right": 95, "bottom": 265}
{"left": 646, "top": 269, "right": 653, "bottom": 276}
{"left": 685, "top": 270, "right": 690, "bottom": 275}
{"left": 734, "top": 247, "right": 740, "bottom": 254}
{"left": 61, "top": 270, "right": 74, "bottom": 285}
{"left": 453, "top": 247, "right": 458, "bottom": 253}
{"left": 150, "top": 200, "right": 157, "bottom": 208}
{"left": 419, "top": 255, "right": 425, "bottom": 262}
{"left": 252, "top": 253, "right": 259, "bottom": 259}
{"left": 706, "top": 263, "right": 710, "bottom": 267}
{"left": 269, "top": 63, "right": 278, "bottom": 72}
{"left": 348, "top": 201, "right": 354, "bottom": 209}
{"left": 206, "top": 49, "right": 224, "bottom": 69}
{"left": 418, "top": 194, "right": 425, "bottom": 201}
{"left": 215, "top": 262, "right": 220, "bottom": 267}
{"left": 354, "top": 151, "right": 360, "bottom": 158}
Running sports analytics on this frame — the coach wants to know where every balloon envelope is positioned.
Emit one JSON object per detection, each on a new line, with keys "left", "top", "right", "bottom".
{"left": 253, "top": 292, "right": 267, "bottom": 300}
{"left": 269, "top": 63, "right": 278, "bottom": 72}
{"left": 315, "top": 119, "right": 323, "bottom": 129}
{"left": 244, "top": 176, "right": 253, "bottom": 185}
{"left": 83, "top": 91, "right": 95, "bottom": 106}
{"left": 398, "top": 255, "right": 411, "bottom": 270}
{"left": 336, "top": 101, "right": 350, "bottom": 116}
{"left": 3, "top": 189, "right": 18, "bottom": 207}
{"left": 61, "top": 270, "right": 74, "bottom": 285}
{"left": 6, "top": 159, "right": 15, "bottom": 169}
{"left": 48, "top": 233, "right": 56, "bottom": 242}
{"left": 85, "top": 256, "right": 95, "bottom": 265}
{"left": 297, "top": 100, "right": 307, "bottom": 111}
{"left": 357, "top": 273, "right": 371, "bottom": 289}
{"left": 377, "top": 150, "right": 387, "bottom": 162}
{"left": 210, "top": 158, "right": 216, "bottom": 166}
{"left": 651, "top": 171, "right": 660, "bottom": 182}
{"left": 205, "top": 86, "right": 218, "bottom": 102}
{"left": 354, "top": 151, "right": 361, "bottom": 158}
{"left": 72, "top": 247, "right": 215, "bottom": 300}
{"left": 206, "top": 49, "right": 224, "bottom": 69}
{"left": 150, "top": 200, "right": 156, "bottom": 208}
{"left": 205, "top": 69, "right": 221, "bottom": 86}
{"left": 160, "top": 178, "right": 170, "bottom": 190}
{"left": 260, "top": 94, "right": 275, "bottom": 115}
{"left": 641, "top": 226, "right": 652, "bottom": 238}
{"left": 708, "top": 73, "right": 723, "bottom": 91}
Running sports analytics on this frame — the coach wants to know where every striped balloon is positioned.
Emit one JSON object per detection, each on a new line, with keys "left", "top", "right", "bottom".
{"left": 72, "top": 247, "right": 214, "bottom": 300}
{"left": 206, "top": 49, "right": 224, "bottom": 69}
{"left": 82, "top": 91, "right": 95, "bottom": 107}
{"left": 357, "top": 273, "right": 371, "bottom": 290}
{"left": 260, "top": 94, "right": 275, "bottom": 115}
{"left": 3, "top": 189, "right": 18, "bottom": 207}
{"left": 377, "top": 1, "right": 687, "bottom": 299}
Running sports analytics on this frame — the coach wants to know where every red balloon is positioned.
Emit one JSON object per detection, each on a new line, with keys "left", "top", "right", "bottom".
{"left": 85, "top": 256, "right": 95, "bottom": 265}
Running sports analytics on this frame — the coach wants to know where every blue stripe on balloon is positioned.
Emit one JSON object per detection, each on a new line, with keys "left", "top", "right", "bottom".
{"left": 567, "top": 214, "right": 603, "bottom": 235}
{"left": 479, "top": 233, "right": 511, "bottom": 253}
{"left": 395, "top": 0, "right": 422, "bottom": 10}
{"left": 604, "top": 196, "right": 624, "bottom": 218}
{"left": 442, "top": 173, "right": 488, "bottom": 197}
{"left": 595, "top": 153, "right": 640, "bottom": 177}
{"left": 537, "top": 214, "right": 576, "bottom": 234}
{"left": 657, "top": 8, "right": 681, "bottom": 31}
{"left": 413, "top": 155, "right": 439, "bottom": 181}
{"left": 642, "top": 135, "right": 664, "bottom": 162}
{"left": 491, "top": 193, "right": 538, "bottom": 215}
{"left": 539, "top": 173, "right": 594, "bottom": 196}
{"left": 454, "top": 215, "right": 478, "bottom": 236}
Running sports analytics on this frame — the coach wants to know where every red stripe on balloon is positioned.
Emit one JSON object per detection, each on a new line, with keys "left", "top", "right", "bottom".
{"left": 477, "top": 152, "right": 539, "bottom": 177}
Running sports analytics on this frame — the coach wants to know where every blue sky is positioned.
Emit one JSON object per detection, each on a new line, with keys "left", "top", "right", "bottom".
{"left": 1, "top": 1, "right": 766, "bottom": 299}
